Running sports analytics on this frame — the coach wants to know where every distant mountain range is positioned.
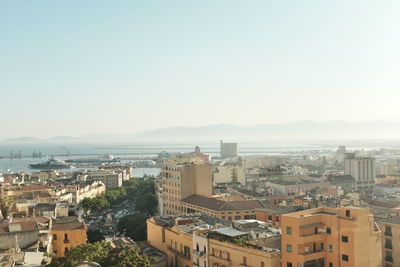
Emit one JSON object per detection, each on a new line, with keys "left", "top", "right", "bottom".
{"left": 3, "top": 120, "right": 400, "bottom": 143}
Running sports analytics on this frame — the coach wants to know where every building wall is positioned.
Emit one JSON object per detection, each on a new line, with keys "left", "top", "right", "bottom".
{"left": 379, "top": 221, "right": 400, "bottom": 267}
{"left": 213, "top": 166, "right": 245, "bottom": 185}
{"left": 344, "top": 154, "right": 375, "bottom": 192}
{"left": 0, "top": 230, "right": 40, "bottom": 250}
{"left": 208, "top": 238, "right": 280, "bottom": 267}
{"left": 281, "top": 206, "right": 382, "bottom": 267}
{"left": 220, "top": 141, "right": 238, "bottom": 158}
{"left": 159, "top": 158, "right": 212, "bottom": 216}
{"left": 255, "top": 210, "right": 281, "bottom": 227}
{"left": 52, "top": 228, "right": 86, "bottom": 257}
{"left": 182, "top": 164, "right": 212, "bottom": 199}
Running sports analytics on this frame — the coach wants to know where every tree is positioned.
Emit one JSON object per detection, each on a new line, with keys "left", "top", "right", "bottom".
{"left": 135, "top": 193, "right": 157, "bottom": 216}
{"left": 0, "top": 194, "right": 13, "bottom": 219}
{"left": 87, "top": 229, "right": 105, "bottom": 243}
{"left": 102, "top": 246, "right": 151, "bottom": 267}
{"left": 117, "top": 213, "right": 148, "bottom": 241}
{"left": 46, "top": 242, "right": 150, "bottom": 267}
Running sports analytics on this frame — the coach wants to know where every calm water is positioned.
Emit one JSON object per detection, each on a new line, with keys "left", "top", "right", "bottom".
{"left": 0, "top": 141, "right": 346, "bottom": 174}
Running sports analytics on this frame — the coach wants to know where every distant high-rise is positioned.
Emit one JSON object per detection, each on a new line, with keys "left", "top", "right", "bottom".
{"left": 220, "top": 140, "right": 237, "bottom": 158}
{"left": 344, "top": 153, "right": 375, "bottom": 193}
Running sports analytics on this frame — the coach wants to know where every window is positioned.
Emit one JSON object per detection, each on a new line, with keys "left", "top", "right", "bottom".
{"left": 341, "top": 236, "right": 348, "bottom": 243}
{"left": 268, "top": 215, "right": 272, "bottom": 220}
{"left": 243, "top": 256, "right": 247, "bottom": 265}
{"left": 320, "top": 243, "right": 324, "bottom": 250}
{"left": 345, "top": 210, "right": 350, "bottom": 217}
{"left": 53, "top": 234, "right": 57, "bottom": 240}
{"left": 342, "top": 255, "right": 349, "bottom": 261}
{"left": 329, "top": 244, "right": 333, "bottom": 252}
{"left": 64, "top": 233, "right": 68, "bottom": 240}
{"left": 286, "top": 244, "right": 292, "bottom": 252}
{"left": 329, "top": 263, "right": 333, "bottom": 267}
{"left": 326, "top": 226, "right": 331, "bottom": 234}
{"left": 287, "top": 226, "right": 292, "bottom": 235}
{"left": 261, "top": 261, "right": 264, "bottom": 267}
{"left": 64, "top": 247, "right": 69, "bottom": 254}
{"left": 287, "top": 263, "right": 293, "bottom": 267}
{"left": 235, "top": 215, "right": 241, "bottom": 220}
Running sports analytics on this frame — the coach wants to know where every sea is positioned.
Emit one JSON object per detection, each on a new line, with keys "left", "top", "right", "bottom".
{"left": 0, "top": 141, "right": 371, "bottom": 175}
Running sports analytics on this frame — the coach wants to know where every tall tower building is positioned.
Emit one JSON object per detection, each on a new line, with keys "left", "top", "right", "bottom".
{"left": 157, "top": 157, "right": 213, "bottom": 216}
{"left": 220, "top": 140, "right": 238, "bottom": 158}
{"left": 281, "top": 206, "right": 382, "bottom": 267}
{"left": 344, "top": 153, "right": 375, "bottom": 193}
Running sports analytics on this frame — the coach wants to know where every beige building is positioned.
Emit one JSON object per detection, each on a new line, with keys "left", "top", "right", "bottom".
{"left": 378, "top": 217, "right": 400, "bottom": 267}
{"left": 344, "top": 153, "right": 375, "bottom": 193}
{"left": 281, "top": 206, "right": 382, "bottom": 267}
{"left": 220, "top": 140, "right": 238, "bottom": 158}
{"left": 83, "top": 170, "right": 123, "bottom": 190}
{"left": 213, "top": 165, "right": 245, "bottom": 185}
{"left": 158, "top": 157, "right": 212, "bottom": 216}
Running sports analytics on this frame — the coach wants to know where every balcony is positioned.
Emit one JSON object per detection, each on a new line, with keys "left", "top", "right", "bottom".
{"left": 209, "top": 254, "right": 231, "bottom": 266}
{"left": 299, "top": 233, "right": 326, "bottom": 243}
{"left": 193, "top": 250, "right": 205, "bottom": 257}
{"left": 385, "top": 256, "right": 393, "bottom": 263}
{"left": 385, "top": 232, "right": 392, "bottom": 237}
{"left": 167, "top": 246, "right": 190, "bottom": 259}
{"left": 63, "top": 239, "right": 70, "bottom": 244}
{"left": 298, "top": 250, "right": 325, "bottom": 262}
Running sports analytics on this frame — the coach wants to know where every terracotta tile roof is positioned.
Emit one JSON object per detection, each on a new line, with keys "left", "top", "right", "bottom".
{"left": 182, "top": 195, "right": 225, "bottom": 210}
{"left": 0, "top": 217, "right": 50, "bottom": 233}
{"left": 52, "top": 216, "right": 86, "bottom": 231}
{"left": 219, "top": 200, "right": 264, "bottom": 211}
{"left": 182, "top": 194, "right": 264, "bottom": 211}
{"left": 20, "top": 185, "right": 49, "bottom": 191}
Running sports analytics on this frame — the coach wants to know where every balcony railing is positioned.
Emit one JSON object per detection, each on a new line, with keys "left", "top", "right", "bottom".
{"left": 63, "top": 239, "right": 70, "bottom": 244}
{"left": 385, "top": 232, "right": 392, "bottom": 237}
{"left": 385, "top": 256, "right": 393, "bottom": 263}
{"left": 385, "top": 243, "right": 393, "bottom": 250}
{"left": 193, "top": 250, "right": 205, "bottom": 257}
{"left": 167, "top": 246, "right": 190, "bottom": 259}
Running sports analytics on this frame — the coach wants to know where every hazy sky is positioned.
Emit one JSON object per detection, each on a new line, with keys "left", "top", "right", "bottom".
{"left": 1, "top": 0, "right": 400, "bottom": 139}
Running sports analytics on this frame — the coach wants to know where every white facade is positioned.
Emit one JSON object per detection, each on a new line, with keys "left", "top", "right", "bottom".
{"left": 220, "top": 140, "right": 237, "bottom": 158}
{"left": 344, "top": 153, "right": 375, "bottom": 192}
{"left": 213, "top": 166, "right": 245, "bottom": 185}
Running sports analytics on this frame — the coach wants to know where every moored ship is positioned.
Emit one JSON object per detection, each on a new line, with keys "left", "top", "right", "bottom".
{"left": 29, "top": 157, "right": 71, "bottom": 170}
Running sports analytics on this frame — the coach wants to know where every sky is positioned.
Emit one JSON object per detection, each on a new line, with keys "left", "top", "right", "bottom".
{"left": 1, "top": 0, "right": 400, "bottom": 139}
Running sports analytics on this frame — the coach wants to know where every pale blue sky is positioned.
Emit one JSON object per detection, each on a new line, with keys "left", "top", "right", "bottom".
{"left": 1, "top": 0, "right": 400, "bottom": 139}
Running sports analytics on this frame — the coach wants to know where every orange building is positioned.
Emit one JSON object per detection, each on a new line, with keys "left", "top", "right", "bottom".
{"left": 147, "top": 215, "right": 280, "bottom": 267}
{"left": 52, "top": 216, "right": 87, "bottom": 257}
{"left": 281, "top": 206, "right": 382, "bottom": 267}
{"left": 255, "top": 206, "right": 297, "bottom": 227}
{"left": 378, "top": 216, "right": 400, "bottom": 267}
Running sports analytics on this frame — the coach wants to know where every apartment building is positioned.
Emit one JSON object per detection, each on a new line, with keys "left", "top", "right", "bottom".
{"left": 344, "top": 153, "right": 375, "bottom": 193}
{"left": 158, "top": 157, "right": 213, "bottom": 216}
{"left": 220, "top": 140, "right": 238, "bottom": 158}
{"left": 147, "top": 215, "right": 280, "bottom": 267}
{"left": 281, "top": 206, "right": 382, "bottom": 267}
{"left": 378, "top": 216, "right": 400, "bottom": 267}
{"left": 213, "top": 165, "right": 245, "bottom": 185}
{"left": 83, "top": 170, "right": 123, "bottom": 190}
{"left": 52, "top": 216, "right": 87, "bottom": 257}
